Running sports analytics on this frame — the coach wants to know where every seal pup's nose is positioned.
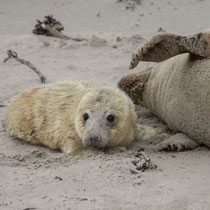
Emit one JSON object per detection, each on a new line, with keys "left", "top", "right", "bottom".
{"left": 88, "top": 136, "right": 100, "bottom": 145}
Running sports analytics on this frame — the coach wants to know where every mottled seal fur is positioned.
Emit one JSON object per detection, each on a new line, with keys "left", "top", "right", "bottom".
{"left": 119, "top": 31, "right": 210, "bottom": 151}
{"left": 6, "top": 80, "right": 137, "bottom": 154}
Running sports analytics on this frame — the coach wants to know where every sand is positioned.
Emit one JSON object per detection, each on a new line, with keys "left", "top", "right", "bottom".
{"left": 0, "top": 0, "right": 210, "bottom": 209}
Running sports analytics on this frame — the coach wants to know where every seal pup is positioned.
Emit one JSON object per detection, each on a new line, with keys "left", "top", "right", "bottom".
{"left": 6, "top": 80, "right": 137, "bottom": 154}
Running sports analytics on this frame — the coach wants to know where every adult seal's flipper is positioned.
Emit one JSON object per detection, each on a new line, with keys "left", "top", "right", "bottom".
{"left": 118, "top": 70, "right": 151, "bottom": 105}
{"left": 130, "top": 32, "right": 210, "bottom": 69}
{"left": 157, "top": 133, "right": 199, "bottom": 152}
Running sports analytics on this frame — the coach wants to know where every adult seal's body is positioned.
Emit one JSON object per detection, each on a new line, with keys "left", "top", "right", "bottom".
{"left": 118, "top": 31, "right": 210, "bottom": 151}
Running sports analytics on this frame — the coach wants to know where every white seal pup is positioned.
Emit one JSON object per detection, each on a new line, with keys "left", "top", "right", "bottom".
{"left": 6, "top": 80, "right": 137, "bottom": 154}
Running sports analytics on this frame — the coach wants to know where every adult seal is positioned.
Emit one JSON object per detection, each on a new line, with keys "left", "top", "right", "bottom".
{"left": 118, "top": 31, "right": 210, "bottom": 151}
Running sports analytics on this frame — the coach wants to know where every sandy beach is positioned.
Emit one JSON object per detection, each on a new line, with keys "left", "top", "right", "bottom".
{"left": 0, "top": 0, "right": 210, "bottom": 209}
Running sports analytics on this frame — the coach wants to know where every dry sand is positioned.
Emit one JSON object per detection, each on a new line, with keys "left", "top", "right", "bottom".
{"left": 0, "top": 0, "right": 210, "bottom": 209}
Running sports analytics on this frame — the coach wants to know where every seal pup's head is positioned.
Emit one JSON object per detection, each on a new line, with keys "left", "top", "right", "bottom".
{"left": 75, "top": 86, "right": 136, "bottom": 148}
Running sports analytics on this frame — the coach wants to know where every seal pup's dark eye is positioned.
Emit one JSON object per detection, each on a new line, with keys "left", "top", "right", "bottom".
{"left": 83, "top": 113, "right": 89, "bottom": 122}
{"left": 107, "top": 114, "right": 115, "bottom": 123}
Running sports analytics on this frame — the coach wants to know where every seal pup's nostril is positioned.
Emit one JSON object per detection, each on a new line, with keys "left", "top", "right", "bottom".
{"left": 88, "top": 136, "right": 100, "bottom": 145}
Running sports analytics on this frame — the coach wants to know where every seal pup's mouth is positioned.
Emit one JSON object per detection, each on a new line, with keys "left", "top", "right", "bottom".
{"left": 82, "top": 135, "right": 109, "bottom": 148}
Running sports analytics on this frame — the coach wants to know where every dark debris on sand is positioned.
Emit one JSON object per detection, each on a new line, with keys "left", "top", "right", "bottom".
{"left": 131, "top": 151, "right": 157, "bottom": 172}
{"left": 116, "top": 0, "right": 143, "bottom": 11}
{"left": 33, "top": 15, "right": 64, "bottom": 35}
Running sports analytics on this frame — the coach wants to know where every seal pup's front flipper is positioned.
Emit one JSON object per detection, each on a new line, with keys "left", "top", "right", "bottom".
{"left": 130, "top": 31, "right": 210, "bottom": 69}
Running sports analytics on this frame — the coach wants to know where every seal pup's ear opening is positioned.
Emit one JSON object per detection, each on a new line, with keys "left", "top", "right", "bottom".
{"left": 130, "top": 31, "right": 210, "bottom": 69}
{"left": 118, "top": 71, "right": 150, "bottom": 105}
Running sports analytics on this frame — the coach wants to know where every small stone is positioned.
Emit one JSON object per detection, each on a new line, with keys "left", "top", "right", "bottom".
{"left": 79, "top": 198, "right": 88, "bottom": 201}
{"left": 136, "top": 160, "right": 147, "bottom": 170}
{"left": 137, "top": 147, "right": 145, "bottom": 152}
{"left": 134, "top": 153, "right": 141, "bottom": 158}
{"left": 157, "top": 27, "right": 166, "bottom": 33}
{"left": 131, "top": 158, "right": 140, "bottom": 166}
{"left": 116, "top": 36, "right": 121, "bottom": 42}
{"left": 129, "top": 169, "right": 138, "bottom": 174}
{"left": 22, "top": 208, "right": 36, "bottom": 210}
{"left": 55, "top": 176, "right": 63, "bottom": 180}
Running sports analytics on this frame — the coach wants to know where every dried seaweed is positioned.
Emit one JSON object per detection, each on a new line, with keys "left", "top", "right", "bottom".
{"left": 131, "top": 151, "right": 157, "bottom": 172}
{"left": 32, "top": 15, "right": 86, "bottom": 42}
{"left": 4, "top": 50, "right": 46, "bottom": 84}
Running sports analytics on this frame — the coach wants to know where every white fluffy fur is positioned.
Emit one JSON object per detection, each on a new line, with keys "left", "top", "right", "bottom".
{"left": 6, "top": 80, "right": 137, "bottom": 154}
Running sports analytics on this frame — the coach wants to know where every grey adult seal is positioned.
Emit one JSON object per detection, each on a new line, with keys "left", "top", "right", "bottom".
{"left": 118, "top": 31, "right": 210, "bottom": 151}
